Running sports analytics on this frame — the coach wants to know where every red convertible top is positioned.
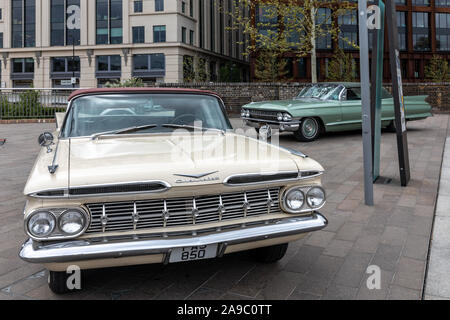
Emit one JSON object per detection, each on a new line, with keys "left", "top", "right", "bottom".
{"left": 68, "top": 87, "right": 221, "bottom": 101}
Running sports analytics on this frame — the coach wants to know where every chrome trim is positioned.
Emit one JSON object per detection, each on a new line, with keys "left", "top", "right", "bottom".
{"left": 280, "top": 186, "right": 327, "bottom": 214}
{"left": 25, "top": 207, "right": 90, "bottom": 241}
{"left": 223, "top": 170, "right": 321, "bottom": 186}
{"left": 19, "top": 214, "right": 328, "bottom": 264}
{"left": 47, "top": 139, "right": 60, "bottom": 174}
{"left": 27, "top": 180, "right": 171, "bottom": 199}
{"left": 242, "top": 117, "right": 301, "bottom": 126}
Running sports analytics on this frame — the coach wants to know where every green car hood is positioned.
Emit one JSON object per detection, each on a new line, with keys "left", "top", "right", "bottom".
{"left": 244, "top": 98, "right": 333, "bottom": 113}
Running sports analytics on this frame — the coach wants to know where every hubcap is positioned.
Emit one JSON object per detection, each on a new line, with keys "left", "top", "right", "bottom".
{"left": 302, "top": 119, "right": 318, "bottom": 138}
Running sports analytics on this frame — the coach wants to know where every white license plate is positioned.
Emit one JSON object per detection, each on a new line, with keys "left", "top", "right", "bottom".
{"left": 169, "top": 244, "right": 218, "bottom": 263}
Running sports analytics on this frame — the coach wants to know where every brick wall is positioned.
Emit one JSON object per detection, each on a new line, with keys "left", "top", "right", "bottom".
{"left": 152, "top": 82, "right": 450, "bottom": 115}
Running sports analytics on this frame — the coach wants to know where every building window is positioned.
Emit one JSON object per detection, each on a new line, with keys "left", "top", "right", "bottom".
{"left": 96, "top": 0, "right": 123, "bottom": 45}
{"left": 132, "top": 26, "right": 145, "bottom": 43}
{"left": 11, "top": 58, "right": 34, "bottom": 80}
{"left": 412, "top": 0, "right": 430, "bottom": 5}
{"left": 256, "top": 4, "right": 278, "bottom": 45}
{"left": 436, "top": 13, "right": 450, "bottom": 51}
{"left": 0, "top": 33, "right": 3, "bottom": 48}
{"left": 132, "top": 54, "right": 166, "bottom": 78}
{"left": 155, "top": 0, "right": 164, "bottom": 12}
{"left": 50, "top": 56, "right": 80, "bottom": 86}
{"left": 339, "top": 9, "right": 358, "bottom": 50}
{"left": 316, "top": 8, "right": 332, "bottom": 50}
{"left": 189, "top": 30, "right": 194, "bottom": 45}
{"left": 189, "top": 0, "right": 194, "bottom": 17}
{"left": 134, "top": 0, "right": 142, "bottom": 13}
{"left": 182, "top": 27, "right": 187, "bottom": 43}
{"left": 153, "top": 25, "right": 166, "bottom": 42}
{"left": 412, "top": 12, "right": 430, "bottom": 51}
{"left": 0, "top": 8, "right": 2, "bottom": 20}
{"left": 12, "top": 0, "right": 36, "bottom": 48}
{"left": 210, "top": 0, "right": 215, "bottom": 51}
{"left": 436, "top": 0, "right": 450, "bottom": 7}
{"left": 96, "top": 55, "right": 121, "bottom": 84}
{"left": 397, "top": 11, "right": 407, "bottom": 51}
{"left": 199, "top": 0, "right": 204, "bottom": 48}
{"left": 182, "top": 1, "right": 186, "bottom": 14}
{"left": 51, "top": 0, "right": 81, "bottom": 47}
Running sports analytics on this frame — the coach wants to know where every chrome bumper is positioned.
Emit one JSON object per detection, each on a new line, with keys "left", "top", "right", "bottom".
{"left": 243, "top": 118, "right": 300, "bottom": 132}
{"left": 19, "top": 214, "right": 327, "bottom": 264}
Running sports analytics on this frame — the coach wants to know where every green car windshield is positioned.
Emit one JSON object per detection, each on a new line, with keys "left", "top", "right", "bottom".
{"left": 296, "top": 84, "right": 344, "bottom": 101}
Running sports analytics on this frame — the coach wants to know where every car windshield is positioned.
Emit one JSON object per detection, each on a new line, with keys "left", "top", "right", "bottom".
{"left": 296, "top": 84, "right": 344, "bottom": 101}
{"left": 62, "top": 93, "right": 232, "bottom": 138}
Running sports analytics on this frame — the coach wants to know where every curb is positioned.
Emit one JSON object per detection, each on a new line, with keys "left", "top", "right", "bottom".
{"left": 0, "top": 119, "right": 56, "bottom": 124}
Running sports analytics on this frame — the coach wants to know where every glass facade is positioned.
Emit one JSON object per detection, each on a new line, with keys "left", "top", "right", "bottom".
{"left": 51, "top": 0, "right": 81, "bottom": 46}
{"left": 436, "top": 13, "right": 450, "bottom": 51}
{"left": 96, "top": 0, "right": 122, "bottom": 45}
{"left": 12, "top": 0, "right": 36, "bottom": 48}
{"left": 412, "top": 12, "right": 430, "bottom": 51}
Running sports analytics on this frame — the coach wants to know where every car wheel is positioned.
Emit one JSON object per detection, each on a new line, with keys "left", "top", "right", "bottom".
{"left": 386, "top": 120, "right": 396, "bottom": 133}
{"left": 48, "top": 270, "right": 80, "bottom": 294}
{"left": 294, "top": 117, "right": 321, "bottom": 142}
{"left": 251, "top": 243, "right": 288, "bottom": 263}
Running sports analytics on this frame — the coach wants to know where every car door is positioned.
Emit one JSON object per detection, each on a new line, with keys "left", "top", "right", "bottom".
{"left": 339, "top": 87, "right": 363, "bottom": 131}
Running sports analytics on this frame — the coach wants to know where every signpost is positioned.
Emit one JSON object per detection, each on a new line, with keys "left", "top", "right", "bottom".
{"left": 67, "top": 4, "right": 81, "bottom": 88}
{"left": 358, "top": 0, "right": 374, "bottom": 206}
{"left": 385, "top": 0, "right": 411, "bottom": 186}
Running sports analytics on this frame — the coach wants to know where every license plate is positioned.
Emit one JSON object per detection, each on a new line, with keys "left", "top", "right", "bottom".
{"left": 169, "top": 244, "right": 218, "bottom": 263}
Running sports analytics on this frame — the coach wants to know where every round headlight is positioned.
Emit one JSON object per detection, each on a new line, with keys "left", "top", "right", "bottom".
{"left": 59, "top": 209, "right": 86, "bottom": 235}
{"left": 307, "top": 187, "right": 326, "bottom": 208}
{"left": 241, "top": 109, "right": 247, "bottom": 118}
{"left": 246, "top": 110, "right": 250, "bottom": 117}
{"left": 27, "top": 211, "right": 56, "bottom": 238}
{"left": 277, "top": 113, "right": 283, "bottom": 121}
{"left": 283, "top": 113, "right": 292, "bottom": 122}
{"left": 284, "top": 189, "right": 305, "bottom": 212}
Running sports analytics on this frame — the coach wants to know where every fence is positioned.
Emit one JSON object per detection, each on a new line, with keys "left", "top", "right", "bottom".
{"left": 1, "top": 82, "right": 449, "bottom": 120}
{"left": 0, "top": 88, "right": 74, "bottom": 120}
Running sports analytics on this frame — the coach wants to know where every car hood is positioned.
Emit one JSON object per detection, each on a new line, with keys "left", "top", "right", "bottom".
{"left": 245, "top": 98, "right": 333, "bottom": 113}
{"left": 68, "top": 133, "right": 305, "bottom": 188}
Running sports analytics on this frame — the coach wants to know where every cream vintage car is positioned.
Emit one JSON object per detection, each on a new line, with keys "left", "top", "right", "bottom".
{"left": 19, "top": 88, "right": 327, "bottom": 294}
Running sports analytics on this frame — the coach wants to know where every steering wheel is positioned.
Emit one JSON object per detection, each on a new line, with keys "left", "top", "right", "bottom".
{"left": 171, "top": 114, "right": 197, "bottom": 125}
{"left": 100, "top": 108, "right": 136, "bottom": 116}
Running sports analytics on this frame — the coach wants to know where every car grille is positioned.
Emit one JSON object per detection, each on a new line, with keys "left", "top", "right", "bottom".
{"left": 248, "top": 110, "right": 278, "bottom": 121}
{"left": 85, "top": 188, "right": 281, "bottom": 234}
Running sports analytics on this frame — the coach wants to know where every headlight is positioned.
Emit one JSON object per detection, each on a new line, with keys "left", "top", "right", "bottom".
{"left": 306, "top": 187, "right": 326, "bottom": 209}
{"left": 283, "top": 113, "right": 292, "bottom": 122}
{"left": 241, "top": 109, "right": 247, "bottom": 118}
{"left": 246, "top": 110, "right": 250, "bottom": 118}
{"left": 59, "top": 209, "right": 87, "bottom": 235}
{"left": 27, "top": 211, "right": 56, "bottom": 238}
{"left": 284, "top": 188, "right": 305, "bottom": 212}
{"left": 277, "top": 113, "right": 283, "bottom": 121}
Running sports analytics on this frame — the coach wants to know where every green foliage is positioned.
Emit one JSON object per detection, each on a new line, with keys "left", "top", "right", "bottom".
{"left": 425, "top": 55, "right": 450, "bottom": 82}
{"left": 326, "top": 48, "right": 357, "bottom": 82}
{"left": 183, "top": 56, "right": 195, "bottom": 82}
{"left": 0, "top": 91, "right": 65, "bottom": 119}
{"left": 254, "top": 51, "right": 290, "bottom": 82}
{"left": 219, "top": 63, "right": 241, "bottom": 82}
{"left": 105, "top": 77, "right": 145, "bottom": 87}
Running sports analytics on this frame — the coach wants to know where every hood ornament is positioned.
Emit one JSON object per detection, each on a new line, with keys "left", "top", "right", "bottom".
{"left": 174, "top": 171, "right": 219, "bottom": 179}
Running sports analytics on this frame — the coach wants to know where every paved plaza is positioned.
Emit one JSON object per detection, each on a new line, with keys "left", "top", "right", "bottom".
{"left": 0, "top": 115, "right": 448, "bottom": 300}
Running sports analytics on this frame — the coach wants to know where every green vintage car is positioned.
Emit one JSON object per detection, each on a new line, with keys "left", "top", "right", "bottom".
{"left": 241, "top": 83, "right": 432, "bottom": 142}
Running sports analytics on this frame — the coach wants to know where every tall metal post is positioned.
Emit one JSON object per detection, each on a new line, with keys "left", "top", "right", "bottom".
{"left": 386, "top": 0, "right": 411, "bottom": 186}
{"left": 358, "top": 0, "right": 374, "bottom": 206}
{"left": 371, "top": 0, "right": 385, "bottom": 182}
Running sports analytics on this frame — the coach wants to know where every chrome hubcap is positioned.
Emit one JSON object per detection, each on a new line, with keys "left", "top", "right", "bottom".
{"left": 302, "top": 119, "right": 318, "bottom": 138}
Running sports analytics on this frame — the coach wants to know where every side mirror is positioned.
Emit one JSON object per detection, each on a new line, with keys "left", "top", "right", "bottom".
{"left": 38, "top": 132, "right": 54, "bottom": 153}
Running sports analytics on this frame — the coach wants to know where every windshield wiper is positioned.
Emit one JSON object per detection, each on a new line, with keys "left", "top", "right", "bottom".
{"left": 91, "top": 124, "right": 158, "bottom": 140}
{"left": 162, "top": 124, "right": 225, "bottom": 135}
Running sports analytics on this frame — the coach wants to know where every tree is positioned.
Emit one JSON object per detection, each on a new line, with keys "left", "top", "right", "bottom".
{"left": 326, "top": 48, "right": 357, "bottom": 82}
{"left": 425, "top": 55, "right": 450, "bottom": 82}
{"left": 223, "top": 0, "right": 357, "bottom": 82}
{"left": 105, "top": 78, "right": 145, "bottom": 87}
{"left": 219, "top": 63, "right": 241, "bottom": 82}
{"left": 254, "top": 50, "right": 290, "bottom": 82}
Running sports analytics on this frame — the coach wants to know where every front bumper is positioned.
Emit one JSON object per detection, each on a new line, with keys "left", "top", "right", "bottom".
{"left": 19, "top": 213, "right": 327, "bottom": 264}
{"left": 243, "top": 117, "right": 300, "bottom": 132}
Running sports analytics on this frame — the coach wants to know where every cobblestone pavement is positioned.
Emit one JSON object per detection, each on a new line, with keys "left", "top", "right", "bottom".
{"left": 0, "top": 115, "right": 447, "bottom": 300}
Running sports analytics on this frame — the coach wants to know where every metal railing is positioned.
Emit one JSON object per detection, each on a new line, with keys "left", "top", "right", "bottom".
{"left": 0, "top": 88, "right": 78, "bottom": 120}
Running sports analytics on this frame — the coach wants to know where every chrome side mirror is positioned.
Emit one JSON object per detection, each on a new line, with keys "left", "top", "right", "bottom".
{"left": 38, "top": 132, "right": 54, "bottom": 153}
